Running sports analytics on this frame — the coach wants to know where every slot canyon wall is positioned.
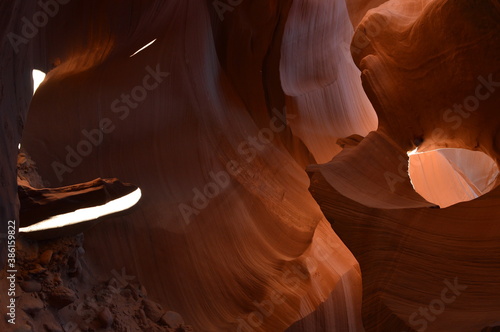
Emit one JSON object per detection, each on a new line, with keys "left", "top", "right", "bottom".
{"left": 1, "top": 0, "right": 499, "bottom": 331}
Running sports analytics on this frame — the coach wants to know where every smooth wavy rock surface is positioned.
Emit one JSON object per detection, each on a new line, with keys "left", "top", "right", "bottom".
{"left": 281, "top": 0, "right": 378, "bottom": 164}
{"left": 310, "top": 172, "right": 500, "bottom": 332}
{"left": 308, "top": 0, "right": 500, "bottom": 331}
{"left": 16, "top": 0, "right": 363, "bottom": 331}
{"left": 1, "top": 0, "right": 499, "bottom": 331}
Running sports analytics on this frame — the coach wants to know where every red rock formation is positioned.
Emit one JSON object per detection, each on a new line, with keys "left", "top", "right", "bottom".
{"left": 0, "top": 0, "right": 36, "bottom": 268}
{"left": 310, "top": 172, "right": 500, "bottom": 332}
{"left": 14, "top": 1, "right": 363, "bottom": 331}
{"left": 1, "top": 0, "right": 499, "bottom": 331}
{"left": 308, "top": 0, "right": 500, "bottom": 331}
{"left": 281, "top": 0, "right": 378, "bottom": 164}
{"left": 19, "top": 177, "right": 140, "bottom": 239}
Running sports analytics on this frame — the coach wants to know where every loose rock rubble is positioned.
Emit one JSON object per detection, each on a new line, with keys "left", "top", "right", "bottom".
{"left": 1, "top": 153, "right": 194, "bottom": 331}
{"left": 2, "top": 234, "right": 194, "bottom": 332}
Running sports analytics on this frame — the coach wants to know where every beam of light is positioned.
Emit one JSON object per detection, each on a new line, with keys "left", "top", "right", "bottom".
{"left": 407, "top": 148, "right": 499, "bottom": 208}
{"left": 20, "top": 188, "right": 142, "bottom": 233}
{"left": 407, "top": 147, "right": 419, "bottom": 156}
{"left": 32, "top": 69, "right": 46, "bottom": 95}
{"left": 129, "top": 39, "right": 157, "bottom": 57}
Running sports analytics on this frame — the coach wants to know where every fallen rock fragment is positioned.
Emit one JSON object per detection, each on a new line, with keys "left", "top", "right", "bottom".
{"left": 47, "top": 286, "right": 77, "bottom": 309}
{"left": 20, "top": 280, "right": 42, "bottom": 293}
{"left": 143, "top": 298, "right": 165, "bottom": 322}
{"left": 161, "top": 311, "right": 185, "bottom": 328}
{"left": 39, "top": 250, "right": 53, "bottom": 266}
{"left": 28, "top": 263, "right": 47, "bottom": 275}
{"left": 96, "top": 307, "right": 114, "bottom": 328}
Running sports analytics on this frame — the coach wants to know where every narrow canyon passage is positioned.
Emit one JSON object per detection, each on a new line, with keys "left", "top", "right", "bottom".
{"left": 1, "top": 0, "right": 499, "bottom": 331}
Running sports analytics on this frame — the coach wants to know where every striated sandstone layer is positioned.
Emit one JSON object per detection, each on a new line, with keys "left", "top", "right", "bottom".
{"left": 310, "top": 172, "right": 500, "bottom": 332}
{"left": 15, "top": 0, "right": 365, "bottom": 331}
{"left": 309, "top": 0, "right": 500, "bottom": 331}
{"left": 1, "top": 0, "right": 499, "bottom": 331}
